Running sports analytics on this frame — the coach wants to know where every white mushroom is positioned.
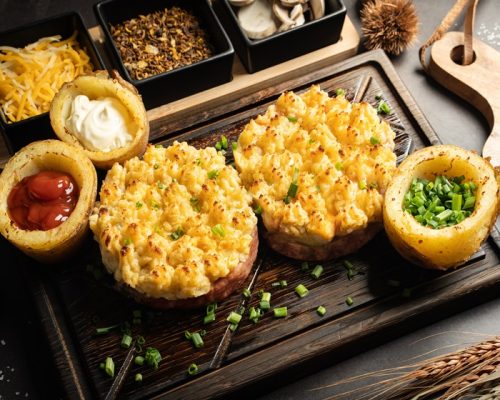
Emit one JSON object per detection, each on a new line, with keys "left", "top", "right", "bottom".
{"left": 238, "top": 0, "right": 277, "bottom": 39}
{"left": 290, "top": 4, "right": 303, "bottom": 20}
{"left": 273, "top": 0, "right": 296, "bottom": 25}
{"left": 229, "top": 0, "right": 256, "bottom": 6}
{"left": 309, "top": 0, "right": 325, "bottom": 19}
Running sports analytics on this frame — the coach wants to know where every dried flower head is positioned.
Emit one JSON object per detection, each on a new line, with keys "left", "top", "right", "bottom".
{"left": 361, "top": 0, "right": 419, "bottom": 56}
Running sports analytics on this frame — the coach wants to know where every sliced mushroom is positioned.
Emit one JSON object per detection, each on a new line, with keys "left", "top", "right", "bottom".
{"left": 309, "top": 0, "right": 325, "bottom": 19}
{"left": 290, "top": 4, "right": 303, "bottom": 20}
{"left": 229, "top": 0, "right": 256, "bottom": 6}
{"left": 238, "top": 0, "right": 277, "bottom": 39}
{"left": 273, "top": 0, "right": 295, "bottom": 25}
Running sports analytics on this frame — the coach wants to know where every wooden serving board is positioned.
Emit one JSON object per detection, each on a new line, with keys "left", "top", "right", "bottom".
{"left": 13, "top": 50, "right": 500, "bottom": 400}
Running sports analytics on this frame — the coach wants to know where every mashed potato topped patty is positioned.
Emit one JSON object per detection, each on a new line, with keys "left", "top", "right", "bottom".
{"left": 90, "top": 142, "right": 257, "bottom": 300}
{"left": 234, "top": 85, "right": 396, "bottom": 246}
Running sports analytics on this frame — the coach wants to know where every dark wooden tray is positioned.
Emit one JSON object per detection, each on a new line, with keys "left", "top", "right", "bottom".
{"left": 13, "top": 50, "right": 500, "bottom": 400}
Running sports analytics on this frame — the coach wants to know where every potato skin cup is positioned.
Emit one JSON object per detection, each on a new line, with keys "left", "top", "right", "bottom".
{"left": 0, "top": 140, "right": 97, "bottom": 263}
{"left": 383, "top": 145, "right": 500, "bottom": 270}
{"left": 50, "top": 70, "right": 148, "bottom": 169}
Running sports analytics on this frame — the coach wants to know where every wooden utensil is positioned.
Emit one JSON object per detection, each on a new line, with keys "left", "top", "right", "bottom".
{"left": 420, "top": 0, "right": 500, "bottom": 167}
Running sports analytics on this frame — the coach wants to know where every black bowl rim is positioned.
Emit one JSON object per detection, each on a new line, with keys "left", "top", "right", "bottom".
{"left": 222, "top": 0, "right": 346, "bottom": 47}
{"left": 0, "top": 10, "right": 106, "bottom": 129}
{"left": 94, "top": 0, "right": 235, "bottom": 86}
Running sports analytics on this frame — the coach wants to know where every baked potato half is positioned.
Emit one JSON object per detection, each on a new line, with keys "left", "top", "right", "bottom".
{"left": 50, "top": 70, "right": 148, "bottom": 169}
{"left": 0, "top": 140, "right": 97, "bottom": 263}
{"left": 383, "top": 145, "right": 499, "bottom": 270}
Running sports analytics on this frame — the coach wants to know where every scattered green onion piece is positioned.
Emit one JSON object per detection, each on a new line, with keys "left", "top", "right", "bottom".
{"left": 221, "top": 135, "right": 228, "bottom": 149}
{"left": 95, "top": 324, "right": 120, "bottom": 335}
{"left": 375, "top": 93, "right": 383, "bottom": 100}
{"left": 145, "top": 347, "right": 162, "bottom": 369}
{"left": 283, "top": 196, "right": 291, "bottom": 204}
{"left": 335, "top": 162, "right": 344, "bottom": 170}
{"left": 135, "top": 373, "right": 143, "bottom": 382}
{"left": 123, "top": 238, "right": 132, "bottom": 246}
{"left": 287, "top": 116, "right": 298, "bottom": 122}
{"left": 135, "top": 356, "right": 145, "bottom": 366}
{"left": 136, "top": 201, "right": 143, "bottom": 209}
{"left": 188, "top": 363, "right": 199, "bottom": 376}
{"left": 280, "top": 280, "right": 288, "bottom": 288}
{"left": 229, "top": 323, "right": 238, "bottom": 332}
{"left": 121, "top": 334, "right": 132, "bottom": 349}
{"left": 215, "top": 142, "right": 222, "bottom": 151}
{"left": 358, "top": 181, "right": 367, "bottom": 190}
{"left": 206, "top": 303, "right": 217, "bottom": 315}
{"left": 184, "top": 330, "right": 192, "bottom": 340}
{"left": 463, "top": 196, "right": 475, "bottom": 209}
{"left": 295, "top": 284, "right": 309, "bottom": 298}
{"left": 451, "top": 194, "right": 462, "bottom": 211}
{"left": 211, "top": 224, "right": 225, "bottom": 237}
{"left": 105, "top": 357, "right": 115, "bottom": 378}
{"left": 377, "top": 100, "right": 391, "bottom": 115}
{"left": 155, "top": 144, "right": 163, "bottom": 148}
{"left": 273, "top": 307, "right": 287, "bottom": 318}
{"left": 190, "top": 197, "right": 201, "bottom": 212}
{"left": 191, "top": 332, "right": 204, "bottom": 348}
{"left": 253, "top": 204, "right": 263, "bottom": 215}
{"left": 232, "top": 142, "right": 238, "bottom": 151}
{"left": 301, "top": 261, "right": 309, "bottom": 271}
{"left": 242, "top": 288, "right": 251, "bottom": 298}
{"left": 345, "top": 296, "right": 354, "bottom": 306}
{"left": 271, "top": 281, "right": 281, "bottom": 288}
{"left": 99, "top": 362, "right": 105, "bottom": 370}
{"left": 137, "top": 335, "right": 146, "bottom": 346}
{"left": 311, "top": 265, "right": 323, "bottom": 279}
{"left": 316, "top": 306, "right": 327, "bottom": 316}
{"left": 335, "top": 88, "right": 345, "bottom": 97}
{"left": 261, "top": 292, "right": 271, "bottom": 302}
{"left": 227, "top": 311, "right": 242, "bottom": 325}
{"left": 370, "top": 136, "right": 380, "bottom": 145}
{"left": 286, "top": 182, "right": 298, "bottom": 199}
{"left": 207, "top": 169, "right": 219, "bottom": 180}
{"left": 249, "top": 307, "right": 259, "bottom": 323}
{"left": 204, "top": 313, "right": 216, "bottom": 324}
{"left": 153, "top": 163, "right": 159, "bottom": 170}
{"left": 259, "top": 301, "right": 270, "bottom": 310}
{"left": 170, "top": 227, "right": 184, "bottom": 240}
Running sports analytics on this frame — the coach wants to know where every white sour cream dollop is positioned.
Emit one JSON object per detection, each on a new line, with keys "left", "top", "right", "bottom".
{"left": 66, "top": 95, "right": 133, "bottom": 152}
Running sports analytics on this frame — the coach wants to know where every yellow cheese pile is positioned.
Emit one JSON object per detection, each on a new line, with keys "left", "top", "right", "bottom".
{"left": 0, "top": 32, "right": 93, "bottom": 123}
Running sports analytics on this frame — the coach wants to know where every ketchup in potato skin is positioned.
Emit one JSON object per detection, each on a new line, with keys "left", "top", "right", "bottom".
{"left": 7, "top": 171, "right": 79, "bottom": 231}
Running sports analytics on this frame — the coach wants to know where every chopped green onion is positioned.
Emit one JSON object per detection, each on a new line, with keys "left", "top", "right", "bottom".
{"left": 283, "top": 195, "right": 291, "bottom": 204}
{"left": 215, "top": 142, "right": 222, "bottom": 151}
{"left": 105, "top": 357, "right": 115, "bottom": 378}
{"left": 260, "top": 292, "right": 271, "bottom": 310}
{"left": 145, "top": 347, "right": 162, "bottom": 369}
{"left": 195, "top": 158, "right": 201, "bottom": 165}
{"left": 295, "top": 284, "right": 309, "bottom": 298}
{"left": 135, "top": 373, "right": 143, "bottom": 382}
{"left": 99, "top": 362, "right": 105, "bottom": 370}
{"left": 170, "top": 227, "right": 184, "bottom": 240}
{"left": 134, "top": 356, "right": 145, "bottom": 366}
{"left": 370, "top": 136, "right": 380, "bottom": 145}
{"left": 221, "top": 135, "right": 228, "bottom": 149}
{"left": 335, "top": 88, "right": 345, "bottom": 97}
{"left": 242, "top": 288, "right": 251, "bottom": 298}
{"left": 287, "top": 116, "right": 298, "bottom": 122}
{"left": 188, "top": 363, "right": 199, "bottom": 376}
{"left": 153, "top": 163, "right": 159, "bottom": 170}
{"left": 287, "top": 182, "right": 298, "bottom": 199}
{"left": 261, "top": 292, "right": 271, "bottom": 302}
{"left": 463, "top": 196, "right": 475, "bottom": 209}
{"left": 248, "top": 307, "right": 259, "bottom": 323}
{"left": 358, "top": 181, "right": 367, "bottom": 190}
{"left": 206, "top": 303, "right": 217, "bottom": 315}
{"left": 311, "top": 264, "right": 324, "bottom": 279}
{"left": 377, "top": 100, "right": 391, "bottom": 115}
{"left": 227, "top": 311, "right": 242, "bottom": 325}
{"left": 229, "top": 323, "right": 238, "bottom": 332}
{"left": 253, "top": 204, "right": 263, "bottom": 215}
{"left": 123, "top": 238, "right": 132, "bottom": 246}
{"left": 204, "top": 313, "right": 216, "bottom": 324}
{"left": 121, "top": 334, "right": 133, "bottom": 349}
{"left": 188, "top": 332, "right": 203, "bottom": 348}
{"left": 273, "top": 307, "right": 287, "bottom": 318}
{"left": 232, "top": 142, "right": 238, "bottom": 151}
{"left": 155, "top": 144, "right": 163, "bottom": 148}
{"left": 335, "top": 162, "right": 344, "bottom": 171}
{"left": 316, "top": 306, "right": 326, "bottom": 316}
{"left": 451, "top": 194, "right": 462, "bottom": 211}
{"left": 137, "top": 335, "right": 146, "bottom": 346}
{"left": 207, "top": 169, "right": 219, "bottom": 180}
{"left": 280, "top": 280, "right": 288, "bottom": 288}
{"left": 345, "top": 296, "right": 354, "bottom": 306}
{"left": 301, "top": 261, "right": 310, "bottom": 271}
{"left": 375, "top": 93, "right": 383, "bottom": 100}
{"left": 184, "top": 330, "right": 192, "bottom": 340}
{"left": 271, "top": 281, "right": 281, "bottom": 288}
{"left": 211, "top": 224, "right": 225, "bottom": 237}
{"left": 95, "top": 324, "right": 120, "bottom": 335}
{"left": 190, "top": 197, "right": 201, "bottom": 212}
{"left": 136, "top": 201, "right": 143, "bottom": 209}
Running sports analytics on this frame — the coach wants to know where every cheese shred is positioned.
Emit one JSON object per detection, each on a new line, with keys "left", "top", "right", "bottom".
{"left": 0, "top": 32, "right": 93, "bottom": 123}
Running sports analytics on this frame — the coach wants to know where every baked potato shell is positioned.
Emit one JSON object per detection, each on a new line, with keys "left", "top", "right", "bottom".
{"left": 50, "top": 70, "right": 149, "bottom": 169}
{"left": 383, "top": 145, "right": 499, "bottom": 270}
{"left": 0, "top": 140, "right": 97, "bottom": 263}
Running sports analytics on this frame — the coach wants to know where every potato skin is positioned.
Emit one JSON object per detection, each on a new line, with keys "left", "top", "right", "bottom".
{"left": 383, "top": 145, "right": 499, "bottom": 270}
{"left": 50, "top": 70, "right": 148, "bottom": 169}
{"left": 0, "top": 140, "right": 97, "bottom": 263}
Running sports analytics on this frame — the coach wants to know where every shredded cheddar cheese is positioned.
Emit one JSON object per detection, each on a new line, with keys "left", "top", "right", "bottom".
{"left": 0, "top": 33, "right": 93, "bottom": 123}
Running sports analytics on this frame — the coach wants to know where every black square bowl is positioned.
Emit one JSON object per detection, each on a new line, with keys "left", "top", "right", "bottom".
{"left": 214, "top": 0, "right": 347, "bottom": 73}
{"left": 94, "top": 0, "right": 235, "bottom": 110}
{"left": 0, "top": 12, "right": 105, "bottom": 153}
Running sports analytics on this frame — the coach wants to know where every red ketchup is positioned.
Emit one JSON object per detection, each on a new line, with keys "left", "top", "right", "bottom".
{"left": 7, "top": 171, "right": 79, "bottom": 231}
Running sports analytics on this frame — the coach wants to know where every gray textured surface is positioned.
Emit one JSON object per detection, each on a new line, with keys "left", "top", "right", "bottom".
{"left": 0, "top": 0, "right": 499, "bottom": 399}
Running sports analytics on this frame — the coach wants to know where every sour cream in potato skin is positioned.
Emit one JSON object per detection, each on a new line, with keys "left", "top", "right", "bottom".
{"left": 66, "top": 95, "right": 132, "bottom": 152}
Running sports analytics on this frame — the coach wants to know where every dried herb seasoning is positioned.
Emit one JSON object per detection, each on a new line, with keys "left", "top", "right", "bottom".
{"left": 110, "top": 7, "right": 214, "bottom": 80}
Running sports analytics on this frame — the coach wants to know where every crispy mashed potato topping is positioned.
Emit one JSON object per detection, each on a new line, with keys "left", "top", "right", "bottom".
{"left": 89, "top": 142, "right": 256, "bottom": 300}
{"left": 234, "top": 85, "right": 396, "bottom": 246}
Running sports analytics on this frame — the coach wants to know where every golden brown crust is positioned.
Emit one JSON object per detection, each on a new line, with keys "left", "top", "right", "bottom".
{"left": 115, "top": 228, "right": 259, "bottom": 309}
{"left": 0, "top": 140, "right": 97, "bottom": 263}
{"left": 265, "top": 223, "right": 382, "bottom": 261}
{"left": 50, "top": 70, "right": 149, "bottom": 169}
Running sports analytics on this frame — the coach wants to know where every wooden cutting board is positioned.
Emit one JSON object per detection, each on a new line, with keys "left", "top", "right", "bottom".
{"left": 14, "top": 50, "right": 500, "bottom": 400}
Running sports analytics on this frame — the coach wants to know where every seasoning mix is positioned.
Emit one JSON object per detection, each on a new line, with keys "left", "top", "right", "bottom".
{"left": 110, "top": 7, "right": 214, "bottom": 81}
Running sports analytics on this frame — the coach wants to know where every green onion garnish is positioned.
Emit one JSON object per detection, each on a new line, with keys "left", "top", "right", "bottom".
{"left": 215, "top": 142, "right": 222, "bottom": 151}
{"left": 311, "top": 265, "right": 323, "bottom": 279}
{"left": 295, "top": 284, "right": 309, "bottom": 298}
{"left": 121, "top": 334, "right": 132, "bottom": 349}
{"left": 287, "top": 116, "right": 298, "bottom": 122}
{"left": 301, "top": 261, "right": 309, "bottom": 271}
{"left": 317, "top": 306, "right": 326, "bottom": 316}
{"left": 211, "top": 224, "right": 225, "bottom": 237}
{"left": 358, "top": 181, "right": 367, "bottom": 190}
{"left": 375, "top": 93, "right": 383, "bottom": 101}
{"left": 135, "top": 373, "right": 143, "bottom": 382}
{"left": 99, "top": 362, "right": 105, "bottom": 370}
{"left": 95, "top": 324, "right": 120, "bottom": 335}
{"left": 134, "top": 356, "right": 145, "bottom": 366}
{"left": 254, "top": 204, "right": 263, "bottom": 215}
{"left": 155, "top": 144, "right": 163, "bottom": 148}
{"left": 335, "top": 88, "right": 345, "bottom": 97}
{"left": 229, "top": 323, "right": 238, "bottom": 332}
{"left": 184, "top": 330, "right": 192, "bottom": 340}
{"left": 123, "top": 238, "right": 132, "bottom": 246}
{"left": 370, "top": 136, "right": 380, "bottom": 145}
{"left": 204, "top": 313, "right": 216, "bottom": 324}
{"left": 153, "top": 163, "right": 159, "bottom": 169}
{"left": 206, "top": 303, "right": 217, "bottom": 314}
{"left": 248, "top": 307, "right": 259, "bottom": 323}
{"left": 136, "top": 201, "right": 143, "bottom": 209}
{"left": 242, "top": 288, "right": 251, "bottom": 298}
{"left": 273, "top": 307, "right": 287, "bottom": 318}
{"left": 221, "top": 135, "right": 228, "bottom": 149}
{"left": 280, "top": 280, "right": 287, "bottom": 288}
{"left": 190, "top": 197, "right": 201, "bottom": 212}
{"left": 188, "top": 363, "right": 199, "bottom": 376}
{"left": 137, "top": 335, "right": 146, "bottom": 346}
{"left": 207, "top": 169, "right": 219, "bottom": 180}
{"left": 345, "top": 296, "right": 354, "bottom": 306}
{"left": 105, "top": 357, "right": 115, "bottom": 378}
{"left": 170, "top": 227, "right": 184, "bottom": 240}
{"left": 259, "top": 292, "right": 271, "bottom": 310}
{"left": 335, "top": 162, "right": 344, "bottom": 170}
{"left": 377, "top": 100, "right": 391, "bottom": 115}
{"left": 191, "top": 332, "right": 204, "bottom": 348}
{"left": 227, "top": 311, "right": 243, "bottom": 325}
{"left": 232, "top": 142, "right": 238, "bottom": 151}
{"left": 145, "top": 347, "right": 162, "bottom": 369}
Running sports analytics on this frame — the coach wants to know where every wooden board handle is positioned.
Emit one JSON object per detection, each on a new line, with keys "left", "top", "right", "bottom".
{"left": 429, "top": 31, "right": 500, "bottom": 166}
